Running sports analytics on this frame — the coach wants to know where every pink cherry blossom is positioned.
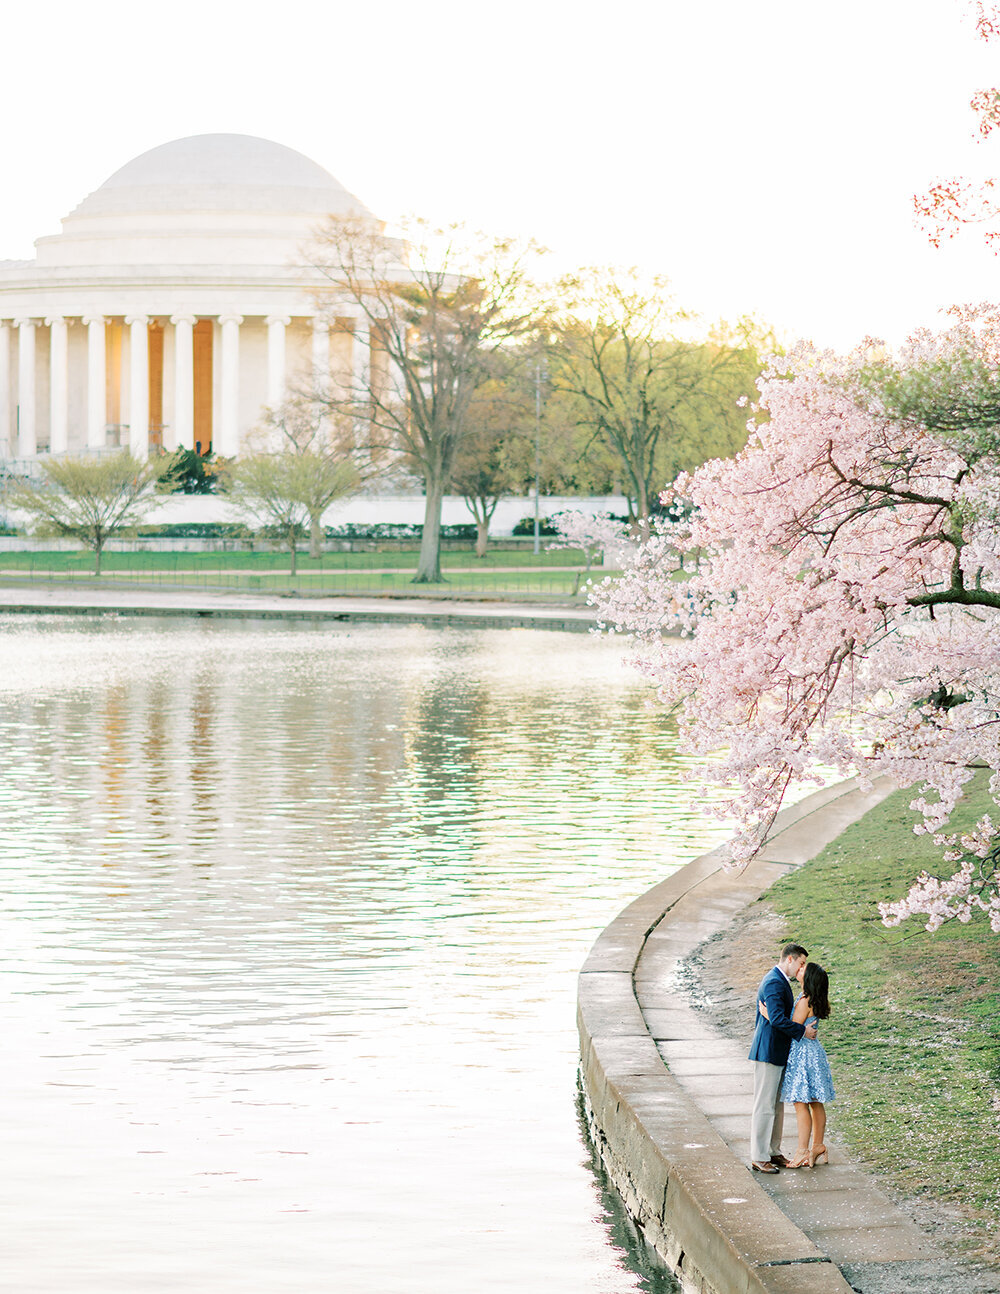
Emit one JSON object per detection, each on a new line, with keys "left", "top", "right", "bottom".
{"left": 547, "top": 510, "right": 636, "bottom": 571}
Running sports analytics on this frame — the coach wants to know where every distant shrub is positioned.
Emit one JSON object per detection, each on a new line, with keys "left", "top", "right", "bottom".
{"left": 259, "top": 523, "right": 307, "bottom": 542}
{"left": 325, "top": 522, "right": 478, "bottom": 542}
{"left": 512, "top": 515, "right": 559, "bottom": 536}
{"left": 135, "top": 522, "right": 253, "bottom": 539}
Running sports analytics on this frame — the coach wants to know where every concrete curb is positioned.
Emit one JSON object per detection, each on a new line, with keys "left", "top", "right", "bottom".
{"left": 578, "top": 777, "right": 919, "bottom": 1294}
{"left": 0, "top": 584, "right": 596, "bottom": 633}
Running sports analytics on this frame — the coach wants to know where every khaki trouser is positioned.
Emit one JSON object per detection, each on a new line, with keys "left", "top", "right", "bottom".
{"left": 750, "top": 1060, "right": 785, "bottom": 1163}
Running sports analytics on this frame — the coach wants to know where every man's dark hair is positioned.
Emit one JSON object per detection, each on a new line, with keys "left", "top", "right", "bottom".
{"left": 780, "top": 943, "right": 808, "bottom": 961}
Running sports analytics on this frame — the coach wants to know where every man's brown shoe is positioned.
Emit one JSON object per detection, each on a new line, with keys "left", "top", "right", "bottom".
{"left": 750, "top": 1160, "right": 779, "bottom": 1173}
{"left": 770, "top": 1154, "right": 789, "bottom": 1167}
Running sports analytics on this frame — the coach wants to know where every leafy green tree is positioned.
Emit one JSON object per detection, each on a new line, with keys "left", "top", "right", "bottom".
{"left": 534, "top": 384, "right": 620, "bottom": 495}
{"left": 222, "top": 450, "right": 360, "bottom": 573}
{"left": 10, "top": 451, "right": 168, "bottom": 575}
{"left": 448, "top": 377, "right": 532, "bottom": 557}
{"left": 255, "top": 397, "right": 370, "bottom": 557}
{"left": 447, "top": 360, "right": 622, "bottom": 546}
{"left": 548, "top": 268, "right": 771, "bottom": 527}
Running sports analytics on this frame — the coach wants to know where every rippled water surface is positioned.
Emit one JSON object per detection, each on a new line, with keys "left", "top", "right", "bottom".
{"left": 0, "top": 616, "right": 736, "bottom": 1293}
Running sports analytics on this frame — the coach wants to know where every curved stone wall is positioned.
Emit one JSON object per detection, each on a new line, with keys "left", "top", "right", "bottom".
{"left": 578, "top": 780, "right": 895, "bottom": 1294}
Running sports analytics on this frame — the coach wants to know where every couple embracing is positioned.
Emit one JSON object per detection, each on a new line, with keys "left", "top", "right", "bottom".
{"left": 748, "top": 942, "right": 835, "bottom": 1173}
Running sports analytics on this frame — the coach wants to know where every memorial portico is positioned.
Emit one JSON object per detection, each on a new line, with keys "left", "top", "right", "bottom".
{"left": 0, "top": 135, "right": 377, "bottom": 462}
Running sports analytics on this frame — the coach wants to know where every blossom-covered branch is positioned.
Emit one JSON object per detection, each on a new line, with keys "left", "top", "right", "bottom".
{"left": 547, "top": 510, "right": 634, "bottom": 572}
{"left": 914, "top": 3, "right": 1000, "bottom": 248}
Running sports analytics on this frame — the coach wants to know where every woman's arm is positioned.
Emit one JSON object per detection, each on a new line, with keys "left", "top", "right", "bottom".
{"left": 792, "top": 994, "right": 811, "bottom": 1024}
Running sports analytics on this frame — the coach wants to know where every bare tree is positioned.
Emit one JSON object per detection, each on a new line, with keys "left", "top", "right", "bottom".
{"left": 9, "top": 451, "right": 168, "bottom": 575}
{"left": 305, "top": 218, "right": 543, "bottom": 582}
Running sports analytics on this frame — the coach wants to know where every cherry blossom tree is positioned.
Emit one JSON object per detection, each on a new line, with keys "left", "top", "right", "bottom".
{"left": 548, "top": 510, "right": 635, "bottom": 574}
{"left": 594, "top": 318, "right": 1000, "bottom": 933}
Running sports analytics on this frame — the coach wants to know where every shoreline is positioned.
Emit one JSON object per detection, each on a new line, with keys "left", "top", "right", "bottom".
{"left": 0, "top": 582, "right": 596, "bottom": 633}
{"left": 578, "top": 778, "right": 997, "bottom": 1294}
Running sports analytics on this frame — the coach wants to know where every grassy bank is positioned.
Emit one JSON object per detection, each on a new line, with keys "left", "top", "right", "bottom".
{"left": 0, "top": 547, "right": 591, "bottom": 571}
{"left": 0, "top": 566, "right": 590, "bottom": 597}
{"left": 766, "top": 773, "right": 1000, "bottom": 1260}
{"left": 0, "top": 547, "right": 616, "bottom": 599}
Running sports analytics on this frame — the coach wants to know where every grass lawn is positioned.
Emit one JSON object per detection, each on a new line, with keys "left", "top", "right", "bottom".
{"left": 766, "top": 772, "right": 1000, "bottom": 1255}
{"left": 0, "top": 547, "right": 594, "bottom": 571}
{"left": 0, "top": 547, "right": 620, "bottom": 598}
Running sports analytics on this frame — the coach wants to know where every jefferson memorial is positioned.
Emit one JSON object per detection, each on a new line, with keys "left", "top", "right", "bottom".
{"left": 0, "top": 134, "right": 375, "bottom": 462}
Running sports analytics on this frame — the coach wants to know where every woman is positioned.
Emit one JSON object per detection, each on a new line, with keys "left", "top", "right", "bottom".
{"left": 758, "top": 961, "right": 834, "bottom": 1168}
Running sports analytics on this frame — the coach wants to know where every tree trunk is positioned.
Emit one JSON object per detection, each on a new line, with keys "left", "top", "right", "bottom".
{"left": 462, "top": 492, "right": 494, "bottom": 559}
{"left": 288, "top": 534, "right": 298, "bottom": 576}
{"left": 635, "top": 476, "right": 650, "bottom": 535}
{"left": 413, "top": 471, "right": 446, "bottom": 583}
{"left": 93, "top": 542, "right": 102, "bottom": 576}
{"left": 309, "top": 512, "right": 323, "bottom": 560}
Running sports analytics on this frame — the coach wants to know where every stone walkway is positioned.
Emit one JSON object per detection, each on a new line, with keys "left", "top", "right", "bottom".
{"left": 629, "top": 779, "right": 998, "bottom": 1293}
{"left": 0, "top": 581, "right": 595, "bottom": 632}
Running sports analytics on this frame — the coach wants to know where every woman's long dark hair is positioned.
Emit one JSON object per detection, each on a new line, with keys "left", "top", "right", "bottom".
{"left": 803, "top": 963, "right": 830, "bottom": 1020}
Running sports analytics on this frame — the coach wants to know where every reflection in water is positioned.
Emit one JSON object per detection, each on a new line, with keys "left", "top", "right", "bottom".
{"left": 0, "top": 617, "right": 735, "bottom": 1293}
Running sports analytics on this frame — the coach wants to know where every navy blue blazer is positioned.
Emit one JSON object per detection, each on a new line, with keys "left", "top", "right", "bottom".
{"left": 747, "top": 966, "right": 806, "bottom": 1065}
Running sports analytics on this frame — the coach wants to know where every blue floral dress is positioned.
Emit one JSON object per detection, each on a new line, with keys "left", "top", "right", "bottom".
{"left": 781, "top": 999, "right": 835, "bottom": 1103}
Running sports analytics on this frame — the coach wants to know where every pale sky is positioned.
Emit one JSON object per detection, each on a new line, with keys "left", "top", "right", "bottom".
{"left": 3, "top": 0, "right": 999, "bottom": 349}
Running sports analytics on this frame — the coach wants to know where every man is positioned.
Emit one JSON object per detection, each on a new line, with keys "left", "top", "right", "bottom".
{"left": 747, "top": 942, "right": 817, "bottom": 1173}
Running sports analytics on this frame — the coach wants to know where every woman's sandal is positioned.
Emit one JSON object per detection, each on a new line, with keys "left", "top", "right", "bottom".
{"left": 809, "top": 1144, "right": 828, "bottom": 1166}
{"left": 783, "top": 1151, "right": 812, "bottom": 1169}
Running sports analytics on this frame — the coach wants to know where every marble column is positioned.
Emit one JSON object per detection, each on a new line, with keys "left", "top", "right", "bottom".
{"left": 0, "top": 322, "right": 11, "bottom": 457}
{"left": 46, "top": 317, "right": 68, "bottom": 455}
{"left": 171, "top": 314, "right": 196, "bottom": 451}
{"left": 266, "top": 315, "right": 290, "bottom": 408}
{"left": 83, "top": 315, "right": 107, "bottom": 450}
{"left": 126, "top": 315, "right": 149, "bottom": 458}
{"left": 312, "top": 317, "right": 330, "bottom": 391}
{"left": 218, "top": 314, "right": 243, "bottom": 457}
{"left": 15, "top": 319, "right": 36, "bottom": 459}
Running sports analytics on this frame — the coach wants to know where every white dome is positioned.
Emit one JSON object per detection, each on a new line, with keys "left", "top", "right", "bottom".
{"left": 68, "top": 133, "right": 371, "bottom": 219}
{"left": 28, "top": 133, "right": 378, "bottom": 272}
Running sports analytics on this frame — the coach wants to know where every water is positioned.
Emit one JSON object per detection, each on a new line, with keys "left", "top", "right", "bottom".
{"left": 0, "top": 616, "right": 734, "bottom": 1293}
